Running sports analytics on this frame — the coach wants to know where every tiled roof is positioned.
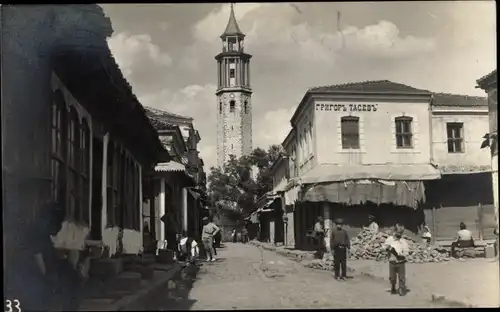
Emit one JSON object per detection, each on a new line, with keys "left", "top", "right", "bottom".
{"left": 477, "top": 69, "right": 497, "bottom": 84}
{"left": 148, "top": 117, "right": 178, "bottom": 131}
{"left": 144, "top": 106, "right": 193, "bottom": 121}
{"left": 308, "top": 80, "right": 431, "bottom": 94}
{"left": 431, "top": 93, "right": 487, "bottom": 107}
{"left": 221, "top": 3, "right": 245, "bottom": 38}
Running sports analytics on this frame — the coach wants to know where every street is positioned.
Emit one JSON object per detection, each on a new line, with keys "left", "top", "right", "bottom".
{"left": 167, "top": 243, "right": 452, "bottom": 310}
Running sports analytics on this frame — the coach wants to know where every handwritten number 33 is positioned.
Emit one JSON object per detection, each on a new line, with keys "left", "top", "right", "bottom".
{"left": 5, "top": 299, "right": 21, "bottom": 312}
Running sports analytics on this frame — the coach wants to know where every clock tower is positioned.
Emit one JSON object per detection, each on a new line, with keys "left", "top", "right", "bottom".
{"left": 216, "top": 3, "right": 253, "bottom": 168}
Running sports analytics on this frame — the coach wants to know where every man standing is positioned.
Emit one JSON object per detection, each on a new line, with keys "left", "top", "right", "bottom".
{"left": 202, "top": 217, "right": 220, "bottom": 262}
{"left": 384, "top": 227, "right": 410, "bottom": 296}
{"left": 313, "top": 216, "right": 326, "bottom": 259}
{"left": 330, "top": 218, "right": 350, "bottom": 280}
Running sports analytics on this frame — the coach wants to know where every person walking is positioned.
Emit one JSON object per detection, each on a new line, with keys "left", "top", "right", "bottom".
{"left": 202, "top": 217, "right": 220, "bottom": 262}
{"left": 330, "top": 218, "right": 350, "bottom": 281}
{"left": 384, "top": 227, "right": 410, "bottom": 296}
{"left": 313, "top": 216, "right": 326, "bottom": 259}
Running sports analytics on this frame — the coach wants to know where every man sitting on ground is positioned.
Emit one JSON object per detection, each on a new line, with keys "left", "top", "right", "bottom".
{"left": 177, "top": 231, "right": 199, "bottom": 265}
{"left": 451, "top": 222, "right": 475, "bottom": 258}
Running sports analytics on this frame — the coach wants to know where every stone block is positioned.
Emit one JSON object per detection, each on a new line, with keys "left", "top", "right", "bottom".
{"left": 140, "top": 266, "right": 155, "bottom": 280}
{"left": 157, "top": 250, "right": 174, "bottom": 264}
{"left": 89, "top": 258, "right": 123, "bottom": 278}
{"left": 108, "top": 272, "right": 142, "bottom": 292}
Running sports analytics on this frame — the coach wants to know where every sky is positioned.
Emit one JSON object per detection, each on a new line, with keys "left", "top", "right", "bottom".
{"left": 101, "top": 2, "right": 497, "bottom": 170}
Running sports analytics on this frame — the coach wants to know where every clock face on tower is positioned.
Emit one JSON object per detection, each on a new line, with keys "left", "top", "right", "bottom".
{"left": 229, "top": 93, "right": 235, "bottom": 99}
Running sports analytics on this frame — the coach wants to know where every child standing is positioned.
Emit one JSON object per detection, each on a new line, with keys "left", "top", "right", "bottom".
{"left": 384, "top": 227, "right": 410, "bottom": 296}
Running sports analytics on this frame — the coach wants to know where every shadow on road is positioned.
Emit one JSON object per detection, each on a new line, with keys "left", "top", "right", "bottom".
{"left": 146, "top": 264, "right": 201, "bottom": 311}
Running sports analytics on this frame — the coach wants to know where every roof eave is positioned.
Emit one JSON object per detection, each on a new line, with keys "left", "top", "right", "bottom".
{"left": 476, "top": 70, "right": 497, "bottom": 89}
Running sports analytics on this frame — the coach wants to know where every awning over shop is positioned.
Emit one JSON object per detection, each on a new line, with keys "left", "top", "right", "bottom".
{"left": 301, "top": 180, "right": 426, "bottom": 209}
{"left": 245, "top": 211, "right": 260, "bottom": 223}
{"left": 254, "top": 191, "right": 280, "bottom": 212}
{"left": 299, "top": 163, "right": 441, "bottom": 184}
{"left": 259, "top": 208, "right": 274, "bottom": 213}
{"left": 155, "top": 161, "right": 185, "bottom": 172}
{"left": 284, "top": 185, "right": 300, "bottom": 206}
{"left": 438, "top": 164, "right": 492, "bottom": 175}
{"left": 259, "top": 198, "right": 278, "bottom": 210}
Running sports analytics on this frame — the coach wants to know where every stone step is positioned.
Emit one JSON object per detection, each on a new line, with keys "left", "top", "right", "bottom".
{"left": 89, "top": 258, "right": 123, "bottom": 278}
{"left": 152, "top": 263, "right": 174, "bottom": 272}
{"left": 107, "top": 272, "right": 142, "bottom": 292}
{"left": 157, "top": 250, "right": 174, "bottom": 264}
{"left": 123, "top": 263, "right": 155, "bottom": 280}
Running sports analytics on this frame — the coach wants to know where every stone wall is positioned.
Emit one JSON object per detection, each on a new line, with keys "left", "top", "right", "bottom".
{"left": 217, "top": 91, "right": 252, "bottom": 167}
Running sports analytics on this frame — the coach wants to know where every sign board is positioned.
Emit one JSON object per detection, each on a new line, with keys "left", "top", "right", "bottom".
{"left": 315, "top": 103, "right": 379, "bottom": 112}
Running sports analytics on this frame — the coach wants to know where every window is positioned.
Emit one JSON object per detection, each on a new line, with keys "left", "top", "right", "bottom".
{"left": 106, "top": 142, "right": 121, "bottom": 227}
{"left": 341, "top": 116, "right": 360, "bottom": 149}
{"left": 51, "top": 90, "right": 93, "bottom": 225}
{"left": 447, "top": 123, "right": 464, "bottom": 153}
{"left": 229, "top": 100, "right": 235, "bottom": 112}
{"left": 229, "top": 69, "right": 235, "bottom": 78}
{"left": 395, "top": 116, "right": 413, "bottom": 148}
{"left": 304, "top": 129, "right": 309, "bottom": 158}
{"left": 219, "top": 102, "right": 222, "bottom": 113}
{"left": 80, "top": 119, "right": 90, "bottom": 223}
{"left": 51, "top": 91, "right": 66, "bottom": 205}
{"left": 67, "top": 107, "right": 80, "bottom": 220}
{"left": 308, "top": 122, "right": 313, "bottom": 154}
{"left": 244, "top": 101, "right": 248, "bottom": 114}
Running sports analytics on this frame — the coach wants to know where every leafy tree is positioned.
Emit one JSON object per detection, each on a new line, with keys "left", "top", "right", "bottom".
{"left": 207, "top": 145, "right": 285, "bottom": 220}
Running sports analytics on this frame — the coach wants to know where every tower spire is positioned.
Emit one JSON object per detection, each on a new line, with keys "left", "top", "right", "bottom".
{"left": 221, "top": 3, "right": 245, "bottom": 39}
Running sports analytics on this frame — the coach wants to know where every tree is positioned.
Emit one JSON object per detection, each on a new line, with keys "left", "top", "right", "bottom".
{"left": 207, "top": 145, "right": 285, "bottom": 220}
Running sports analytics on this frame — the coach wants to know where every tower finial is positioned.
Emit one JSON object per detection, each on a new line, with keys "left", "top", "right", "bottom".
{"left": 221, "top": 2, "right": 245, "bottom": 39}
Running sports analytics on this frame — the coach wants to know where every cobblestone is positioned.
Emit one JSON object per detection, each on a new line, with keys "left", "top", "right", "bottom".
{"left": 182, "top": 243, "right": 452, "bottom": 309}
{"left": 348, "top": 258, "right": 500, "bottom": 307}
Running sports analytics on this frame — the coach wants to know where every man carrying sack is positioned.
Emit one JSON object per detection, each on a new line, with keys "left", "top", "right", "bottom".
{"left": 383, "top": 226, "right": 410, "bottom": 296}
{"left": 330, "top": 218, "right": 350, "bottom": 281}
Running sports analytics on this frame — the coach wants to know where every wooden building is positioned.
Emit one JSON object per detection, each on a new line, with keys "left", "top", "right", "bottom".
{"left": 144, "top": 108, "right": 208, "bottom": 251}
{"left": 2, "top": 4, "right": 170, "bottom": 286}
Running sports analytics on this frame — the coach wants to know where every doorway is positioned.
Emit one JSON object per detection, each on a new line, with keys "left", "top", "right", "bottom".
{"left": 90, "top": 136, "right": 103, "bottom": 240}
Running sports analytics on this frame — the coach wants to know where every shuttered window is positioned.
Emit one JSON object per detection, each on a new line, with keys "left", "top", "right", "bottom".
{"left": 341, "top": 116, "right": 360, "bottom": 149}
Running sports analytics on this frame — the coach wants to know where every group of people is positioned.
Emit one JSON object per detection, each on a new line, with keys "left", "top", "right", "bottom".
{"left": 231, "top": 226, "right": 249, "bottom": 243}
{"left": 312, "top": 216, "right": 410, "bottom": 296}
{"left": 176, "top": 216, "right": 221, "bottom": 264}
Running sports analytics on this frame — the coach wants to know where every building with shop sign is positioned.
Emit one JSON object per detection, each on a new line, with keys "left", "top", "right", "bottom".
{"left": 264, "top": 80, "right": 493, "bottom": 250}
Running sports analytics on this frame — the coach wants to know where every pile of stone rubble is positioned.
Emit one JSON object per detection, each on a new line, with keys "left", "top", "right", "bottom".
{"left": 349, "top": 228, "right": 452, "bottom": 263}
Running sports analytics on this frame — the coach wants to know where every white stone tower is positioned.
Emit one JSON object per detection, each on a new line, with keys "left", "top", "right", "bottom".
{"left": 216, "top": 3, "right": 253, "bottom": 168}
